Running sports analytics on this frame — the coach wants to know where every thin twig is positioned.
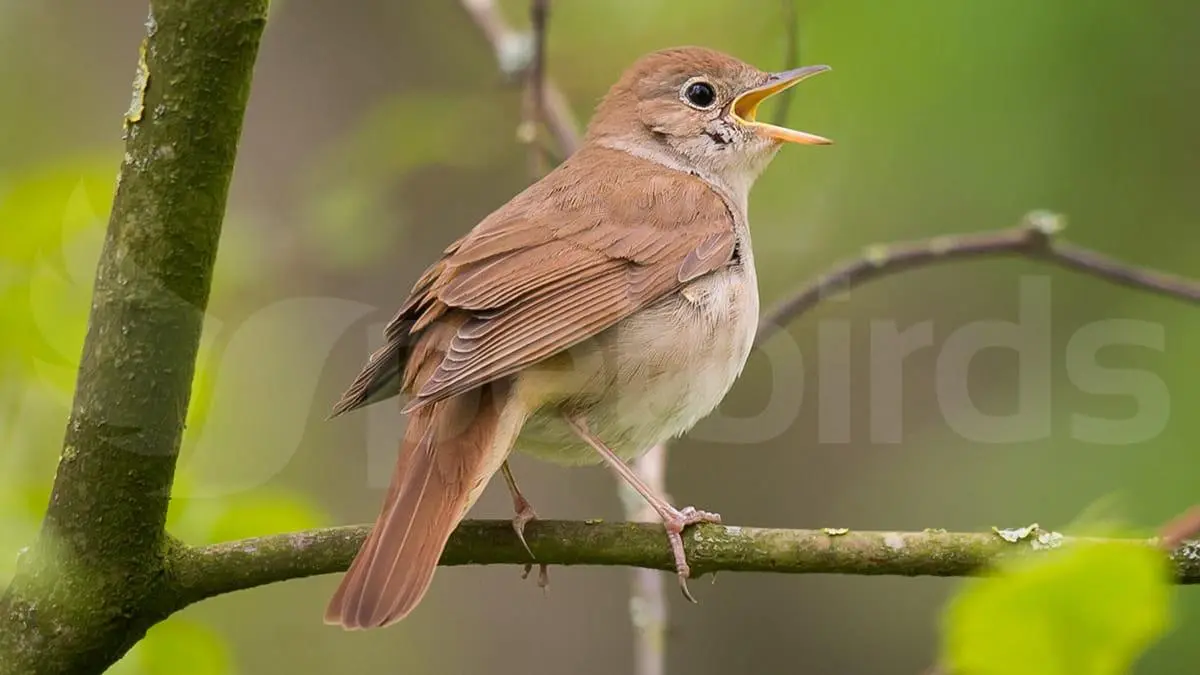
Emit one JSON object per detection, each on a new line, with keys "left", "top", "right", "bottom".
{"left": 756, "top": 211, "right": 1200, "bottom": 346}
{"left": 459, "top": 0, "right": 581, "bottom": 156}
{"left": 520, "top": 0, "right": 550, "bottom": 175}
{"left": 772, "top": 0, "right": 802, "bottom": 126}
{"left": 509, "top": 3, "right": 666, "bottom": 670}
{"left": 463, "top": 3, "right": 663, "bottom": 669}
{"left": 623, "top": 446, "right": 670, "bottom": 675}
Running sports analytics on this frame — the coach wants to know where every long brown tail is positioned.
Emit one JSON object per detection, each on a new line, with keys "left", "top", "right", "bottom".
{"left": 325, "top": 387, "right": 512, "bottom": 629}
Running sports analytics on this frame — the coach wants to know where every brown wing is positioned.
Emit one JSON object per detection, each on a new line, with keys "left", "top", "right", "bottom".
{"left": 330, "top": 145, "right": 736, "bottom": 417}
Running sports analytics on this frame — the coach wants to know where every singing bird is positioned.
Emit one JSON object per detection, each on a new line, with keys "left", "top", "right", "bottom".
{"left": 325, "top": 46, "right": 831, "bottom": 629}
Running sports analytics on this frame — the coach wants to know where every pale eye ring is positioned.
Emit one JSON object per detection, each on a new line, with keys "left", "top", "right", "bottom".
{"left": 681, "top": 79, "right": 717, "bottom": 109}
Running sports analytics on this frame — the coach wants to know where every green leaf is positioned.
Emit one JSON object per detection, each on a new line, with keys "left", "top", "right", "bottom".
{"left": 941, "top": 540, "right": 1172, "bottom": 675}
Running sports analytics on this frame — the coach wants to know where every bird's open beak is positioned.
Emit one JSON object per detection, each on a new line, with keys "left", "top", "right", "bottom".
{"left": 731, "top": 65, "right": 832, "bottom": 145}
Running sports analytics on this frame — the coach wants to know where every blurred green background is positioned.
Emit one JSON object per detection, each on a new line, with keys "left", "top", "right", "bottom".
{"left": 1, "top": 0, "right": 1197, "bottom": 673}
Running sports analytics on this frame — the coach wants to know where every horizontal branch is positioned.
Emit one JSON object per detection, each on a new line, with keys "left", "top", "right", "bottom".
{"left": 168, "top": 520, "right": 1200, "bottom": 609}
{"left": 757, "top": 212, "right": 1200, "bottom": 345}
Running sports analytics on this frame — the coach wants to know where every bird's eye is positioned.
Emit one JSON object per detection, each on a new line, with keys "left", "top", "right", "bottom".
{"left": 682, "top": 81, "right": 717, "bottom": 109}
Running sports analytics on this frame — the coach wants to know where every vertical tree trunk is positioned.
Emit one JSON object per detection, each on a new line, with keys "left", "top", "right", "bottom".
{"left": 0, "top": 1, "right": 268, "bottom": 672}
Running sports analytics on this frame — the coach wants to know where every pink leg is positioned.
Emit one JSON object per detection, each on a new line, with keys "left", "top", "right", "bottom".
{"left": 501, "top": 461, "right": 549, "bottom": 588}
{"left": 565, "top": 414, "right": 720, "bottom": 602}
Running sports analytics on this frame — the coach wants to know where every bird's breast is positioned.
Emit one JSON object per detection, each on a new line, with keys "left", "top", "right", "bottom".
{"left": 514, "top": 256, "right": 759, "bottom": 466}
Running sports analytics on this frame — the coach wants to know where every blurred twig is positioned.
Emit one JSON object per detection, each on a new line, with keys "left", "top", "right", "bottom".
{"left": 1160, "top": 505, "right": 1200, "bottom": 551}
{"left": 486, "top": 2, "right": 671, "bottom": 672}
{"left": 623, "top": 446, "right": 670, "bottom": 675}
{"left": 772, "top": 0, "right": 802, "bottom": 126}
{"left": 756, "top": 210, "right": 1200, "bottom": 346}
{"left": 459, "top": 0, "right": 581, "bottom": 157}
{"left": 460, "top": 0, "right": 671, "bottom": 667}
{"left": 172, "top": 521, "right": 1200, "bottom": 608}
{"left": 520, "top": 0, "right": 550, "bottom": 175}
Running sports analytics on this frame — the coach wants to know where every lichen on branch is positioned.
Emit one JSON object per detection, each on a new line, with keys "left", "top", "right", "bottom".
{"left": 167, "top": 520, "right": 1200, "bottom": 607}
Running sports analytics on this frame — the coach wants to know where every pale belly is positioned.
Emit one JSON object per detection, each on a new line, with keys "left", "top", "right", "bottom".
{"left": 512, "top": 264, "right": 759, "bottom": 466}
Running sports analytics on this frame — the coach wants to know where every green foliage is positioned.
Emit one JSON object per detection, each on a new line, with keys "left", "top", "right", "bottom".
{"left": 168, "top": 484, "right": 329, "bottom": 545}
{"left": 941, "top": 532, "right": 1173, "bottom": 675}
{"left": 1, "top": 159, "right": 328, "bottom": 673}
{"left": 300, "top": 93, "right": 514, "bottom": 268}
{"left": 0, "top": 159, "right": 112, "bottom": 391}
{"left": 111, "top": 620, "right": 234, "bottom": 675}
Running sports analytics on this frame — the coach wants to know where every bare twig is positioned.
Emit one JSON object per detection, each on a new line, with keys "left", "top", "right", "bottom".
{"left": 467, "top": 4, "right": 667, "bottom": 669}
{"left": 772, "top": 0, "right": 802, "bottom": 126}
{"left": 520, "top": 0, "right": 550, "bottom": 175}
{"left": 462, "top": 3, "right": 667, "bottom": 667}
{"left": 623, "top": 446, "right": 670, "bottom": 675}
{"left": 756, "top": 211, "right": 1200, "bottom": 346}
{"left": 459, "top": 0, "right": 581, "bottom": 156}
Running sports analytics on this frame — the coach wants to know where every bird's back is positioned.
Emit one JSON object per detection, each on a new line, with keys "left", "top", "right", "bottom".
{"left": 331, "top": 145, "right": 743, "bottom": 420}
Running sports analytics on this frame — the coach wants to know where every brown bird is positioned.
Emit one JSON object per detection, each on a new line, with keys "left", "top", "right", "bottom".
{"left": 324, "top": 46, "right": 831, "bottom": 629}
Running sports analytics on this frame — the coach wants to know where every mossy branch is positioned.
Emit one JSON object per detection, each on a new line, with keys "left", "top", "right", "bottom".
{"left": 168, "top": 521, "right": 1200, "bottom": 606}
{"left": 0, "top": 1, "right": 267, "bottom": 673}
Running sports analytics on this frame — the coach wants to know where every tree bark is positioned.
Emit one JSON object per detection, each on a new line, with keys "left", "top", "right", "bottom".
{"left": 169, "top": 521, "right": 1200, "bottom": 606}
{"left": 0, "top": 1, "right": 267, "bottom": 672}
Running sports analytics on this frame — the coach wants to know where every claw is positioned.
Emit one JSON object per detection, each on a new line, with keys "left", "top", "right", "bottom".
{"left": 513, "top": 506, "right": 551, "bottom": 588}
{"left": 520, "top": 562, "right": 550, "bottom": 590}
{"left": 511, "top": 500, "right": 538, "bottom": 560}
{"left": 501, "top": 462, "right": 551, "bottom": 588}
{"left": 678, "top": 572, "right": 698, "bottom": 603}
{"left": 661, "top": 505, "right": 721, "bottom": 603}
{"left": 561, "top": 414, "right": 721, "bottom": 604}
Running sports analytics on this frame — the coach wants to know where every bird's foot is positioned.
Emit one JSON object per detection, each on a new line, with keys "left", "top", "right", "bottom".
{"left": 661, "top": 505, "right": 721, "bottom": 603}
{"left": 520, "top": 562, "right": 551, "bottom": 589}
{"left": 511, "top": 494, "right": 538, "bottom": 559}
{"left": 512, "top": 497, "right": 550, "bottom": 590}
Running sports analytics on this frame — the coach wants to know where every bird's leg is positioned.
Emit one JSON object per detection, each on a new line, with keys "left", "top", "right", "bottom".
{"left": 564, "top": 414, "right": 720, "bottom": 603}
{"left": 500, "top": 461, "right": 538, "bottom": 555}
{"left": 500, "top": 461, "right": 549, "bottom": 588}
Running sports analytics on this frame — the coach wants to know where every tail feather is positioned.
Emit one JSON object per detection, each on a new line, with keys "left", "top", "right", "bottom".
{"left": 325, "top": 387, "right": 511, "bottom": 629}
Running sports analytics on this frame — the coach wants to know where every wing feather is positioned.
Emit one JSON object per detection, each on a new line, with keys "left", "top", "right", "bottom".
{"left": 331, "top": 145, "right": 738, "bottom": 417}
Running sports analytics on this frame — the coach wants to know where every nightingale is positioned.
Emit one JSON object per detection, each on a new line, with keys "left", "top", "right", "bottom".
{"left": 324, "top": 46, "right": 831, "bottom": 629}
